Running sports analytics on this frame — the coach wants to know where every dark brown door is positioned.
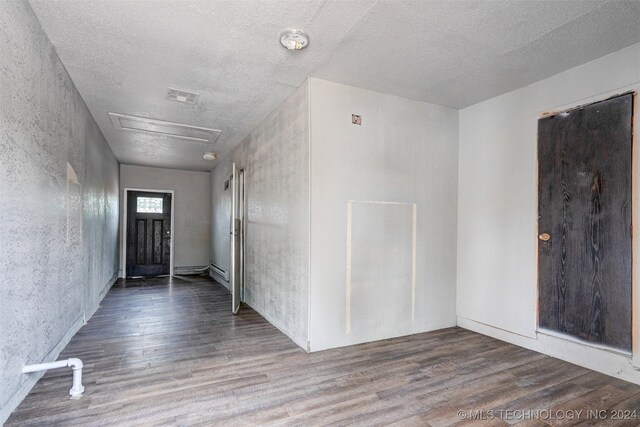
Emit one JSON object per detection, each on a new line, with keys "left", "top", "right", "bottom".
{"left": 126, "top": 191, "right": 172, "bottom": 277}
{"left": 538, "top": 93, "right": 633, "bottom": 351}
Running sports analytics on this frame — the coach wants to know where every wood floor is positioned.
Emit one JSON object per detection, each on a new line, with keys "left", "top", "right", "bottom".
{"left": 7, "top": 276, "right": 640, "bottom": 426}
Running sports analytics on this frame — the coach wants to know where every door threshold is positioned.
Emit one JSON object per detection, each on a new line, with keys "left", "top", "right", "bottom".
{"left": 537, "top": 328, "right": 632, "bottom": 357}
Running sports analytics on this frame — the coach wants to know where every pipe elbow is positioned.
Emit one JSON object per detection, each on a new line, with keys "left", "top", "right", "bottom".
{"left": 67, "top": 358, "right": 83, "bottom": 369}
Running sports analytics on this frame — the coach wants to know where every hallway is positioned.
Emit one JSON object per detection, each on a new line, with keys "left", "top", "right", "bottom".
{"left": 7, "top": 276, "right": 640, "bottom": 426}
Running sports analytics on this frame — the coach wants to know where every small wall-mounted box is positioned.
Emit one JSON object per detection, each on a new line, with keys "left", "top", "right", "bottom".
{"left": 352, "top": 114, "right": 362, "bottom": 126}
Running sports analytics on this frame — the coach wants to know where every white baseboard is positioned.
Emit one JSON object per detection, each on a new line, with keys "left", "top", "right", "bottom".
{"left": 1, "top": 272, "right": 118, "bottom": 425}
{"left": 100, "top": 271, "right": 118, "bottom": 298}
{"left": 209, "top": 268, "right": 229, "bottom": 290}
{"left": 457, "top": 316, "right": 640, "bottom": 385}
{"left": 205, "top": 272, "right": 306, "bottom": 350}
{"left": 243, "top": 299, "right": 308, "bottom": 351}
{"left": 0, "top": 314, "right": 84, "bottom": 425}
{"left": 85, "top": 271, "right": 118, "bottom": 322}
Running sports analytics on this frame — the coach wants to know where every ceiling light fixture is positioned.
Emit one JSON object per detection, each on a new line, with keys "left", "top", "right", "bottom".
{"left": 279, "top": 29, "right": 309, "bottom": 50}
{"left": 203, "top": 152, "right": 216, "bottom": 161}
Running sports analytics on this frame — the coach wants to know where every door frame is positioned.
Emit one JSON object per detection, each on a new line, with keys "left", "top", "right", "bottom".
{"left": 230, "top": 164, "right": 245, "bottom": 314}
{"left": 122, "top": 188, "right": 175, "bottom": 277}
{"left": 535, "top": 88, "right": 638, "bottom": 365}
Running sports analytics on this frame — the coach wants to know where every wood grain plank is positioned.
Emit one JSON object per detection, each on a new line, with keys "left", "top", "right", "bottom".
{"left": 538, "top": 93, "right": 633, "bottom": 350}
{"left": 6, "top": 276, "right": 639, "bottom": 426}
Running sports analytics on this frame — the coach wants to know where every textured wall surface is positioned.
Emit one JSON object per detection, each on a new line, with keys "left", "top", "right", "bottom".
{"left": 210, "top": 156, "right": 233, "bottom": 288}
{"left": 26, "top": 0, "right": 640, "bottom": 168}
{"left": 84, "top": 122, "right": 120, "bottom": 317}
{"left": 119, "top": 165, "right": 211, "bottom": 275}
{"left": 309, "top": 78, "right": 459, "bottom": 351}
{"left": 211, "top": 82, "right": 310, "bottom": 348}
{"left": 457, "top": 43, "right": 640, "bottom": 383}
{"left": 0, "top": 0, "right": 120, "bottom": 421}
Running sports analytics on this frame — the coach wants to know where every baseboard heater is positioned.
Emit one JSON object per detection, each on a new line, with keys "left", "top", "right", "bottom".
{"left": 173, "top": 265, "right": 210, "bottom": 275}
{"left": 210, "top": 263, "right": 229, "bottom": 281}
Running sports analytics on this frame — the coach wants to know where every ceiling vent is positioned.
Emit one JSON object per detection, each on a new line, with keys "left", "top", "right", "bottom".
{"left": 167, "top": 87, "right": 199, "bottom": 104}
{"left": 109, "top": 113, "right": 221, "bottom": 144}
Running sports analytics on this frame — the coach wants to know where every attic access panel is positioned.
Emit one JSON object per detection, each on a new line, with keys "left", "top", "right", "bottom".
{"left": 109, "top": 113, "right": 221, "bottom": 144}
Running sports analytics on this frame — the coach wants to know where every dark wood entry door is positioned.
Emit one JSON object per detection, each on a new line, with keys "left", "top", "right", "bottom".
{"left": 126, "top": 191, "right": 172, "bottom": 277}
{"left": 538, "top": 93, "right": 633, "bottom": 351}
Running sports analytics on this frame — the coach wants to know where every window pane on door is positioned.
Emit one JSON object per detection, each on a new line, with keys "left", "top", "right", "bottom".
{"left": 137, "top": 197, "right": 163, "bottom": 213}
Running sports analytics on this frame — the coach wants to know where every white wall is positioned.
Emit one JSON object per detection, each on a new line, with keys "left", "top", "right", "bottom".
{"left": 309, "top": 78, "right": 459, "bottom": 351}
{"left": 119, "top": 164, "right": 211, "bottom": 275}
{"left": 210, "top": 160, "right": 232, "bottom": 288}
{"left": 457, "top": 43, "right": 640, "bottom": 384}
{"left": 210, "top": 81, "right": 310, "bottom": 349}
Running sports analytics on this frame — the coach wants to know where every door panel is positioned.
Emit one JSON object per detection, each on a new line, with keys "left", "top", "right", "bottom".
{"left": 231, "top": 163, "right": 242, "bottom": 314}
{"left": 230, "top": 164, "right": 245, "bottom": 314}
{"left": 127, "top": 191, "right": 172, "bottom": 277}
{"left": 136, "top": 219, "right": 146, "bottom": 264}
{"left": 538, "top": 93, "right": 632, "bottom": 351}
{"left": 152, "top": 219, "right": 163, "bottom": 264}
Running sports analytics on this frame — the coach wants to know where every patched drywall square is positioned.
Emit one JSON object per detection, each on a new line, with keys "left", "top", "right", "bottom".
{"left": 346, "top": 201, "right": 416, "bottom": 342}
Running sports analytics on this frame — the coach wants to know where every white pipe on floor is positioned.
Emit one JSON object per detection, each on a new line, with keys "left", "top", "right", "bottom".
{"left": 22, "top": 358, "right": 85, "bottom": 397}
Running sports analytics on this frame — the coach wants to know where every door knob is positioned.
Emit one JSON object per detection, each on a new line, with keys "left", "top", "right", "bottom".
{"left": 538, "top": 233, "right": 551, "bottom": 241}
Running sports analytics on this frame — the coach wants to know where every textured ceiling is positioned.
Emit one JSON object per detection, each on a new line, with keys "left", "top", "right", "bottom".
{"left": 29, "top": 0, "right": 640, "bottom": 171}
